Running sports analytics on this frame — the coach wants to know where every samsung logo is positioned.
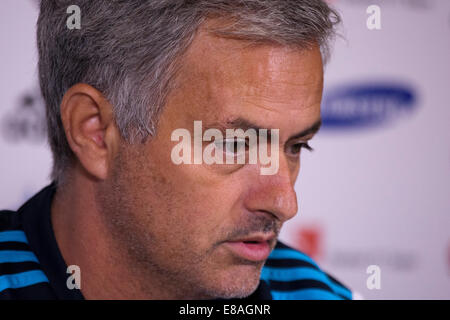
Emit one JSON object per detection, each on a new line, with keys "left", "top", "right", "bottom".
{"left": 321, "top": 82, "right": 417, "bottom": 128}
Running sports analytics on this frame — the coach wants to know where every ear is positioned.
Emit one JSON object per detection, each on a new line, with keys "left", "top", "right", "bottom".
{"left": 60, "top": 83, "right": 120, "bottom": 181}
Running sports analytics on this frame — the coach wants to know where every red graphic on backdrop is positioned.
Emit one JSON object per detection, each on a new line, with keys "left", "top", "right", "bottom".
{"left": 295, "top": 224, "right": 324, "bottom": 262}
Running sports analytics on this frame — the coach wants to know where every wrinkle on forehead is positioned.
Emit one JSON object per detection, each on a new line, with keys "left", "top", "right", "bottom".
{"left": 170, "top": 25, "right": 323, "bottom": 126}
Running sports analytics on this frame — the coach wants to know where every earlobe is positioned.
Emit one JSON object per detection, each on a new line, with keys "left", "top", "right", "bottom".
{"left": 60, "top": 84, "right": 118, "bottom": 181}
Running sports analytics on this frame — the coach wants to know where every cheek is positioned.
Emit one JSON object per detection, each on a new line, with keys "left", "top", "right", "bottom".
{"left": 164, "top": 176, "right": 247, "bottom": 251}
{"left": 138, "top": 140, "right": 249, "bottom": 246}
{"left": 174, "top": 181, "right": 240, "bottom": 231}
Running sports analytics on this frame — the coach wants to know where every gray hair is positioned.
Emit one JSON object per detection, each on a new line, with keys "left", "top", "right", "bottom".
{"left": 37, "top": 0, "right": 341, "bottom": 186}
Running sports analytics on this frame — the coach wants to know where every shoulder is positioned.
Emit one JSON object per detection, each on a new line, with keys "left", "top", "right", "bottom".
{"left": 0, "top": 209, "right": 50, "bottom": 299}
{"left": 262, "top": 241, "right": 353, "bottom": 300}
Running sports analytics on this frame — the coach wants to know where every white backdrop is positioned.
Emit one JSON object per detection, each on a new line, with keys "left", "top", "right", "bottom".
{"left": 1, "top": 0, "right": 449, "bottom": 299}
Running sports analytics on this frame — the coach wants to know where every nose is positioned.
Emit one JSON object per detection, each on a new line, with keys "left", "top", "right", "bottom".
{"left": 245, "top": 156, "right": 298, "bottom": 223}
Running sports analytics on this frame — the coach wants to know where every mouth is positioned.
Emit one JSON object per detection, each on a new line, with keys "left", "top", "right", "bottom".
{"left": 223, "top": 234, "right": 276, "bottom": 262}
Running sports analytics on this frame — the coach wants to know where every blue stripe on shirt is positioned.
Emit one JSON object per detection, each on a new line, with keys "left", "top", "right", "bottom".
{"left": 0, "top": 250, "right": 39, "bottom": 264}
{"left": 267, "top": 249, "right": 320, "bottom": 269}
{"left": 261, "top": 266, "right": 352, "bottom": 299}
{"left": 0, "top": 270, "right": 49, "bottom": 292}
{"left": 0, "top": 231, "right": 28, "bottom": 244}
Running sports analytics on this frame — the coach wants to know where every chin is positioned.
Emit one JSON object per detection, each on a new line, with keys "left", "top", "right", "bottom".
{"left": 199, "top": 263, "right": 263, "bottom": 299}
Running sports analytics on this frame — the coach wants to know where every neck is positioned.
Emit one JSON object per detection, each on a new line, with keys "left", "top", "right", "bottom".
{"left": 50, "top": 168, "right": 185, "bottom": 299}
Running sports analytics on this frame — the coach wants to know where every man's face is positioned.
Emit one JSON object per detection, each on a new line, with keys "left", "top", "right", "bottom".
{"left": 99, "top": 28, "right": 323, "bottom": 299}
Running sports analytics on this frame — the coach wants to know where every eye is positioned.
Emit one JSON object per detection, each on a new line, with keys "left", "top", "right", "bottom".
{"left": 288, "top": 142, "right": 313, "bottom": 156}
{"left": 215, "top": 138, "right": 249, "bottom": 156}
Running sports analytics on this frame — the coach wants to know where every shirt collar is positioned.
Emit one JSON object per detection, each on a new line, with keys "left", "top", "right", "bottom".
{"left": 18, "top": 181, "right": 84, "bottom": 300}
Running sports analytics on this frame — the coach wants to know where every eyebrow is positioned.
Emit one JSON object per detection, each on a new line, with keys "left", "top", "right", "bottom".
{"left": 204, "top": 117, "right": 322, "bottom": 141}
{"left": 288, "top": 119, "right": 322, "bottom": 141}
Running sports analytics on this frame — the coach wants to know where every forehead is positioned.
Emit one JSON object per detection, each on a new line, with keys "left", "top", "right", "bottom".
{"left": 170, "top": 25, "right": 324, "bottom": 129}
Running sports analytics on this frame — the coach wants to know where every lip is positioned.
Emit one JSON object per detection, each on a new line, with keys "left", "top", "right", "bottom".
{"left": 223, "top": 234, "right": 275, "bottom": 262}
